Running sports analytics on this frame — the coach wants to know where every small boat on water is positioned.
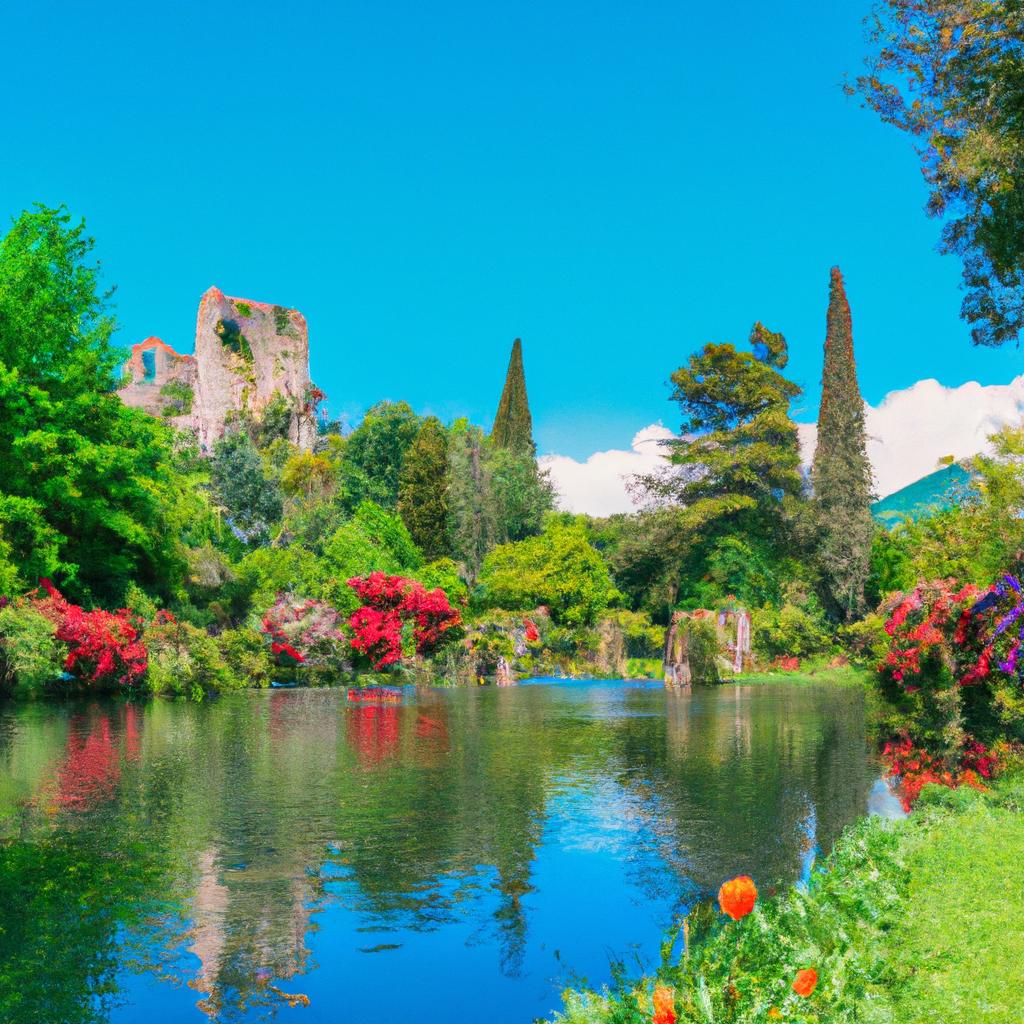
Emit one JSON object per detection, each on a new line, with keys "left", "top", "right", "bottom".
{"left": 347, "top": 687, "right": 403, "bottom": 704}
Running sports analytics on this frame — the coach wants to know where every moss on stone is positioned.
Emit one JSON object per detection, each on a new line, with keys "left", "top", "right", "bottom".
{"left": 158, "top": 380, "right": 194, "bottom": 417}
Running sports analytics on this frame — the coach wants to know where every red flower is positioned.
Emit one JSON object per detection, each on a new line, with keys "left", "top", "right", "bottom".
{"left": 792, "top": 968, "right": 818, "bottom": 998}
{"left": 717, "top": 875, "right": 757, "bottom": 920}
{"left": 346, "top": 575, "right": 461, "bottom": 670}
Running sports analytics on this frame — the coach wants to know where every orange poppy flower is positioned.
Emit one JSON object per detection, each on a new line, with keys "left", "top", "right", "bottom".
{"left": 717, "top": 875, "right": 758, "bottom": 920}
{"left": 652, "top": 985, "right": 677, "bottom": 1024}
{"left": 792, "top": 968, "right": 818, "bottom": 997}
{"left": 767, "top": 1010, "right": 782, "bottom": 1020}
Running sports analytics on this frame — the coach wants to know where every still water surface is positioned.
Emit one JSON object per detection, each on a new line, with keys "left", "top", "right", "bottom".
{"left": 0, "top": 680, "right": 877, "bottom": 1024}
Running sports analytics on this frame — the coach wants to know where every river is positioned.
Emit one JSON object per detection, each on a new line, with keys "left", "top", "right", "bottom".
{"left": 0, "top": 679, "right": 878, "bottom": 1023}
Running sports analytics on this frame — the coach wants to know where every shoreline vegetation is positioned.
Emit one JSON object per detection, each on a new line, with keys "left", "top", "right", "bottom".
{"left": 550, "top": 768, "right": 1024, "bottom": 1024}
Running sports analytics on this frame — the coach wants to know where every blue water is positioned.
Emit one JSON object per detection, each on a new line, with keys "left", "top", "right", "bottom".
{"left": 0, "top": 680, "right": 877, "bottom": 1023}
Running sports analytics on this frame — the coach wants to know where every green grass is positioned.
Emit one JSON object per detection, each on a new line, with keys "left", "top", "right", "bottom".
{"left": 732, "top": 664, "right": 872, "bottom": 687}
{"left": 887, "top": 780, "right": 1024, "bottom": 1024}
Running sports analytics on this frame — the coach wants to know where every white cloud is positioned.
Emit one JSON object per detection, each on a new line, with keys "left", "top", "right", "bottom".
{"left": 540, "top": 425, "right": 674, "bottom": 517}
{"left": 544, "top": 376, "right": 1024, "bottom": 516}
{"left": 800, "top": 376, "right": 1024, "bottom": 499}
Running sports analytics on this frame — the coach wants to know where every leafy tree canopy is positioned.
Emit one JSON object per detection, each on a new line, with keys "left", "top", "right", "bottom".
{"left": 341, "top": 401, "right": 423, "bottom": 510}
{"left": 854, "top": 1, "right": 1024, "bottom": 345}
{"left": 209, "top": 430, "right": 283, "bottom": 546}
{"left": 478, "top": 516, "right": 620, "bottom": 626}
{"left": 398, "top": 416, "right": 452, "bottom": 561}
{"left": 0, "top": 205, "right": 195, "bottom": 604}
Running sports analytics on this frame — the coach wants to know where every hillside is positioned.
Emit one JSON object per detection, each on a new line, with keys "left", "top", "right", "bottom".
{"left": 872, "top": 463, "right": 973, "bottom": 525}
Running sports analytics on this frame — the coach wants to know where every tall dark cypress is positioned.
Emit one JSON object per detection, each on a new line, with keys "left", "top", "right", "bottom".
{"left": 491, "top": 338, "right": 535, "bottom": 454}
{"left": 812, "top": 267, "right": 874, "bottom": 620}
{"left": 398, "top": 417, "right": 452, "bottom": 561}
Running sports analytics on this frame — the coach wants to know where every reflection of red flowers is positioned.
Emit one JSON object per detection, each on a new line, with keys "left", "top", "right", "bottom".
{"left": 346, "top": 704, "right": 401, "bottom": 766}
{"left": 652, "top": 985, "right": 676, "bottom": 1024}
{"left": 792, "top": 968, "right": 818, "bottom": 997}
{"left": 718, "top": 875, "right": 757, "bottom": 920}
{"left": 56, "top": 706, "right": 142, "bottom": 811}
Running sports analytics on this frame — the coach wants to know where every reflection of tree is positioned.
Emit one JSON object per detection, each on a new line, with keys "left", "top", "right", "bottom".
{"left": 0, "top": 682, "right": 876, "bottom": 1021}
{"left": 0, "top": 703, "right": 181, "bottom": 1024}
{"left": 624, "top": 684, "right": 874, "bottom": 900}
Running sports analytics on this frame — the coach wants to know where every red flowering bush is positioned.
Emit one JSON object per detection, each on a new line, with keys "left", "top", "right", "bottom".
{"left": 877, "top": 573, "right": 1024, "bottom": 804}
{"left": 347, "top": 573, "right": 462, "bottom": 671}
{"left": 880, "top": 579, "right": 984, "bottom": 687}
{"left": 32, "top": 580, "right": 147, "bottom": 688}
{"left": 261, "top": 594, "right": 349, "bottom": 671}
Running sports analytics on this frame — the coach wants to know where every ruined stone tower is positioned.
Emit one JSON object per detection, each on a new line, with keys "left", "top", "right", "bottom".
{"left": 119, "top": 286, "right": 319, "bottom": 451}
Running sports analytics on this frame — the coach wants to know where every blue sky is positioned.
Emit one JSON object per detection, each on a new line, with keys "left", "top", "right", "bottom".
{"left": 2, "top": 0, "right": 1021, "bottom": 460}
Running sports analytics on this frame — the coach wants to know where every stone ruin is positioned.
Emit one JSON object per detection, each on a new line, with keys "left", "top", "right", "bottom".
{"left": 663, "top": 606, "right": 753, "bottom": 687}
{"left": 118, "top": 286, "right": 319, "bottom": 451}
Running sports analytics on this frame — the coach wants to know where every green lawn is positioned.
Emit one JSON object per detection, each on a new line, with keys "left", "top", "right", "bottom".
{"left": 888, "top": 780, "right": 1024, "bottom": 1024}
{"left": 732, "top": 664, "right": 872, "bottom": 687}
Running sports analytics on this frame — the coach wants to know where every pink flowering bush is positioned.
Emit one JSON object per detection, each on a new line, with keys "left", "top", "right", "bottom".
{"left": 877, "top": 573, "right": 1024, "bottom": 804}
{"left": 261, "top": 594, "right": 349, "bottom": 672}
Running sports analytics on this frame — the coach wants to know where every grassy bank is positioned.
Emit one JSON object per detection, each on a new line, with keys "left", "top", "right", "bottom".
{"left": 731, "top": 665, "right": 872, "bottom": 687}
{"left": 549, "top": 771, "right": 1024, "bottom": 1024}
{"left": 884, "top": 776, "right": 1024, "bottom": 1023}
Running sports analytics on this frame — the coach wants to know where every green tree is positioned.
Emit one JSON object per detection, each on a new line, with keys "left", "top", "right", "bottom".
{"left": 637, "top": 322, "right": 805, "bottom": 606}
{"left": 341, "top": 401, "right": 423, "bottom": 509}
{"left": 447, "top": 421, "right": 497, "bottom": 584}
{"left": 853, "top": 1, "right": 1024, "bottom": 346}
{"left": 478, "top": 517, "right": 620, "bottom": 626}
{"left": 491, "top": 338, "right": 534, "bottom": 454}
{"left": 490, "top": 446, "right": 555, "bottom": 544}
{"left": 398, "top": 417, "right": 452, "bottom": 560}
{"left": 209, "top": 430, "right": 283, "bottom": 545}
{"left": 0, "top": 205, "right": 190, "bottom": 603}
{"left": 811, "top": 268, "right": 874, "bottom": 620}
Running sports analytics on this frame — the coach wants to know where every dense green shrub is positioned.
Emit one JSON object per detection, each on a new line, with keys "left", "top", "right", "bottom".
{"left": 144, "top": 616, "right": 233, "bottom": 698}
{"left": 415, "top": 558, "right": 469, "bottom": 605}
{"left": 753, "top": 601, "right": 834, "bottom": 661}
{"left": 0, "top": 603, "right": 63, "bottom": 694}
{"left": 838, "top": 611, "right": 888, "bottom": 667}
{"left": 217, "top": 626, "right": 274, "bottom": 689}
{"left": 603, "top": 609, "right": 665, "bottom": 659}
{"left": 478, "top": 518, "right": 620, "bottom": 626}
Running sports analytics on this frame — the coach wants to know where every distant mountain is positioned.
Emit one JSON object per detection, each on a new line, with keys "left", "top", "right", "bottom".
{"left": 871, "top": 463, "right": 973, "bottom": 525}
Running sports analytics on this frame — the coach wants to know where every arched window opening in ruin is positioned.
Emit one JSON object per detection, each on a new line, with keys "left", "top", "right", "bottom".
{"left": 141, "top": 349, "right": 157, "bottom": 382}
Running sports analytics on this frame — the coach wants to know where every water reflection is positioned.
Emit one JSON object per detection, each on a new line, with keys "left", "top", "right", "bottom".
{"left": 0, "top": 682, "right": 876, "bottom": 1023}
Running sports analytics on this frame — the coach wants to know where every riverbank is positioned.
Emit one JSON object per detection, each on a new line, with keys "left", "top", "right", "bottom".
{"left": 549, "top": 769, "right": 1024, "bottom": 1024}
{"left": 730, "top": 664, "right": 872, "bottom": 687}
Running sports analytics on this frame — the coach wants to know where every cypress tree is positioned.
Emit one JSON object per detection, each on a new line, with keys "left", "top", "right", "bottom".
{"left": 398, "top": 416, "right": 452, "bottom": 561}
{"left": 812, "top": 267, "right": 874, "bottom": 620}
{"left": 491, "top": 338, "right": 535, "bottom": 454}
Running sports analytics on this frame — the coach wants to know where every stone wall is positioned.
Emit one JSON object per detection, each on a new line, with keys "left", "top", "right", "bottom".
{"left": 119, "top": 287, "right": 318, "bottom": 451}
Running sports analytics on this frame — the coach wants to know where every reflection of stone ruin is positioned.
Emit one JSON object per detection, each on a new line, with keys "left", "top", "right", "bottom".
{"left": 119, "top": 286, "right": 319, "bottom": 451}
{"left": 663, "top": 607, "right": 752, "bottom": 687}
